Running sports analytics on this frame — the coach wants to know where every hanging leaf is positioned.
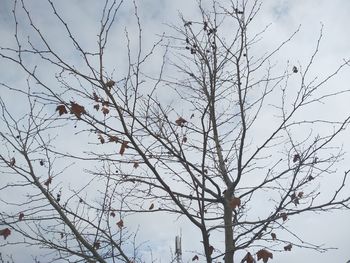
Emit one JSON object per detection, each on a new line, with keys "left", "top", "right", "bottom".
{"left": 102, "top": 107, "right": 109, "bottom": 115}
{"left": 0, "top": 228, "right": 11, "bottom": 240}
{"left": 98, "top": 134, "right": 105, "bottom": 144}
{"left": 56, "top": 105, "right": 68, "bottom": 116}
{"left": 70, "top": 102, "right": 86, "bottom": 118}
{"left": 229, "top": 197, "right": 241, "bottom": 209}
{"left": 93, "top": 92, "right": 99, "bottom": 102}
{"left": 110, "top": 211, "right": 116, "bottom": 217}
{"left": 119, "top": 141, "right": 129, "bottom": 156}
{"left": 102, "top": 100, "right": 110, "bottom": 107}
{"left": 93, "top": 104, "right": 100, "bottom": 111}
{"left": 271, "top": 233, "right": 276, "bottom": 240}
{"left": 44, "top": 176, "right": 52, "bottom": 186}
{"left": 149, "top": 203, "right": 154, "bottom": 210}
{"left": 9, "top": 157, "right": 15, "bottom": 167}
{"left": 19, "top": 212, "right": 24, "bottom": 221}
{"left": 39, "top": 159, "right": 44, "bottom": 166}
{"left": 257, "top": 249, "right": 273, "bottom": 263}
{"left": 241, "top": 252, "right": 255, "bottom": 263}
{"left": 292, "top": 66, "right": 298, "bottom": 73}
{"left": 60, "top": 232, "right": 64, "bottom": 239}
{"left": 133, "top": 162, "right": 139, "bottom": 169}
{"left": 192, "top": 255, "right": 199, "bottom": 261}
{"left": 175, "top": 117, "right": 187, "bottom": 127}
{"left": 293, "top": 154, "right": 300, "bottom": 163}
{"left": 108, "top": 135, "right": 119, "bottom": 143}
{"left": 298, "top": 192, "right": 304, "bottom": 198}
{"left": 106, "top": 80, "right": 116, "bottom": 88}
{"left": 284, "top": 244, "right": 292, "bottom": 251}
{"left": 280, "top": 213, "right": 288, "bottom": 222}
{"left": 117, "top": 219, "right": 124, "bottom": 229}
{"left": 182, "top": 136, "right": 187, "bottom": 143}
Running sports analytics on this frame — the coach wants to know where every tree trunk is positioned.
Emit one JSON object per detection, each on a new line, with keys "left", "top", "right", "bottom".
{"left": 201, "top": 228, "right": 212, "bottom": 263}
{"left": 224, "top": 202, "right": 234, "bottom": 263}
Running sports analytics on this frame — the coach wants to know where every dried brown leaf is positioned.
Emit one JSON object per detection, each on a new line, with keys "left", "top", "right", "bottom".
{"left": 56, "top": 105, "right": 68, "bottom": 116}
{"left": 175, "top": 117, "right": 187, "bottom": 126}
{"left": 93, "top": 92, "right": 99, "bottom": 102}
{"left": 19, "top": 212, "right": 24, "bottom": 221}
{"left": 44, "top": 176, "right": 52, "bottom": 186}
{"left": 271, "top": 233, "right": 276, "bottom": 240}
{"left": 284, "top": 244, "right": 292, "bottom": 251}
{"left": 98, "top": 134, "right": 105, "bottom": 144}
{"left": 192, "top": 255, "right": 199, "bottom": 261}
{"left": 70, "top": 102, "right": 86, "bottom": 118}
{"left": 106, "top": 80, "right": 115, "bottom": 88}
{"left": 241, "top": 252, "right": 254, "bottom": 263}
{"left": 0, "top": 228, "right": 11, "bottom": 240}
{"left": 257, "top": 249, "right": 273, "bottom": 263}
{"left": 102, "top": 107, "right": 109, "bottom": 115}
{"left": 117, "top": 219, "right": 124, "bottom": 229}
{"left": 119, "top": 141, "right": 129, "bottom": 156}
{"left": 10, "top": 157, "right": 15, "bottom": 167}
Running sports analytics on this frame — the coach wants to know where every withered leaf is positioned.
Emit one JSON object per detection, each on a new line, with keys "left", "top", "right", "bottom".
{"left": 280, "top": 213, "right": 288, "bottom": 222}
{"left": 106, "top": 80, "right": 115, "bottom": 88}
{"left": 241, "top": 252, "right": 254, "bottom": 263}
{"left": 10, "top": 157, "right": 15, "bottom": 167}
{"left": 119, "top": 141, "right": 129, "bottom": 156}
{"left": 192, "top": 255, "right": 199, "bottom": 261}
{"left": 98, "top": 134, "right": 105, "bottom": 144}
{"left": 149, "top": 203, "right": 154, "bottom": 210}
{"left": 292, "top": 66, "right": 298, "bottom": 73}
{"left": 257, "top": 249, "right": 273, "bottom": 263}
{"left": 60, "top": 232, "right": 64, "bottom": 239}
{"left": 108, "top": 136, "right": 119, "bottom": 143}
{"left": 93, "top": 104, "right": 100, "bottom": 111}
{"left": 39, "top": 159, "right": 44, "bottom": 166}
{"left": 298, "top": 191, "right": 303, "bottom": 198}
{"left": 70, "top": 102, "right": 86, "bottom": 118}
{"left": 102, "top": 107, "right": 109, "bottom": 115}
{"left": 56, "top": 105, "right": 68, "bottom": 116}
{"left": 271, "top": 233, "right": 276, "bottom": 240}
{"left": 293, "top": 198, "right": 299, "bottom": 206}
{"left": 133, "top": 162, "right": 139, "bottom": 169}
{"left": 117, "top": 219, "right": 124, "bottom": 229}
{"left": 229, "top": 197, "right": 241, "bottom": 209}
{"left": 44, "top": 176, "right": 52, "bottom": 186}
{"left": 182, "top": 136, "right": 187, "bottom": 143}
{"left": 110, "top": 211, "right": 116, "bottom": 217}
{"left": 19, "top": 212, "right": 24, "bottom": 221}
{"left": 93, "top": 92, "right": 99, "bottom": 102}
{"left": 284, "top": 244, "right": 292, "bottom": 251}
{"left": 293, "top": 154, "right": 300, "bottom": 163}
{"left": 175, "top": 117, "right": 187, "bottom": 127}
{"left": 102, "top": 100, "right": 110, "bottom": 107}
{"left": 0, "top": 228, "right": 11, "bottom": 240}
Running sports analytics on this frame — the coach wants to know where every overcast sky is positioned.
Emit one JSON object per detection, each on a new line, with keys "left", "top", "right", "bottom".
{"left": 1, "top": 0, "right": 350, "bottom": 263}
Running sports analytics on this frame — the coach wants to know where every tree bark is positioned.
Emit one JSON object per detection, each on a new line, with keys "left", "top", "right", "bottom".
{"left": 224, "top": 199, "right": 234, "bottom": 263}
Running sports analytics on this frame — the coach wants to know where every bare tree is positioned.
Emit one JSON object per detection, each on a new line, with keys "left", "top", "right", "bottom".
{"left": 1, "top": 0, "right": 350, "bottom": 263}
